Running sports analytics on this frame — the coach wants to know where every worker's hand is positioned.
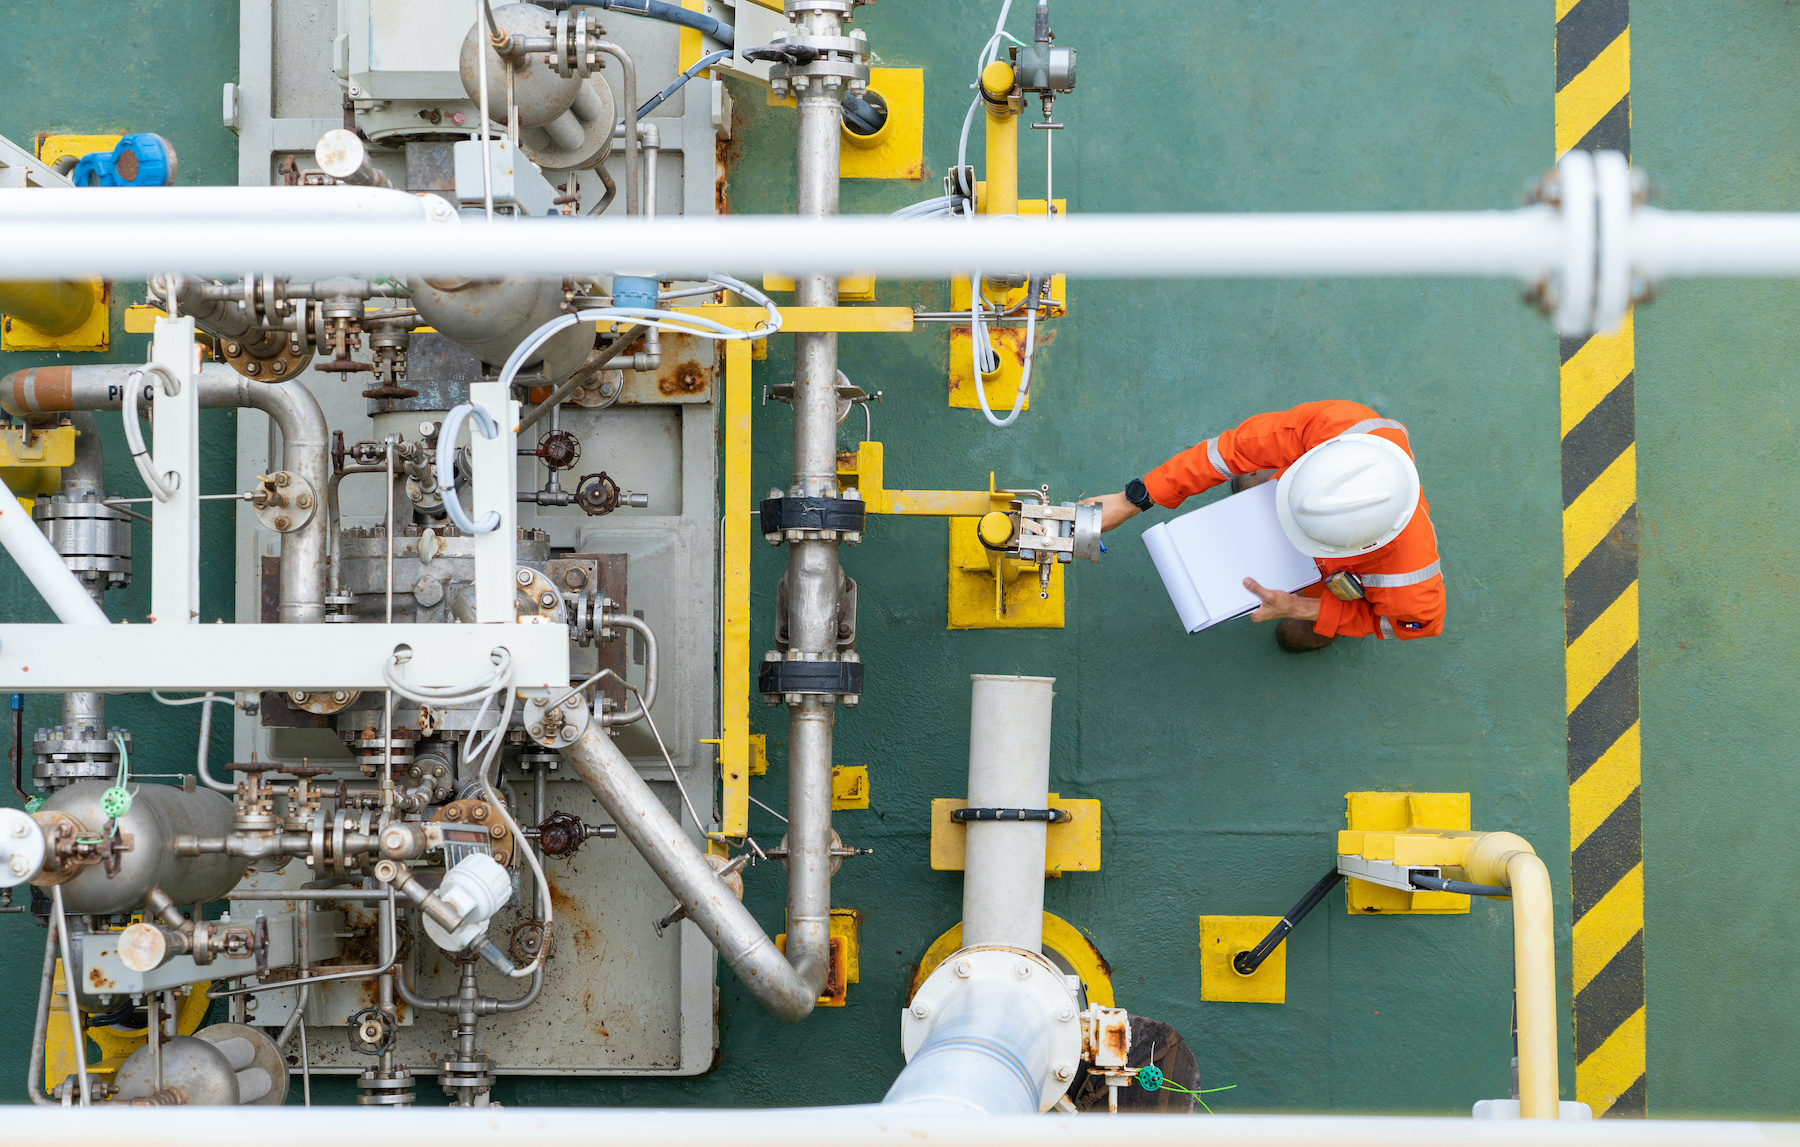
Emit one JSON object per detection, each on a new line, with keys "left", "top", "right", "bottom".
{"left": 1081, "top": 492, "right": 1140, "bottom": 532}
{"left": 1244, "top": 578, "right": 1321, "bottom": 623}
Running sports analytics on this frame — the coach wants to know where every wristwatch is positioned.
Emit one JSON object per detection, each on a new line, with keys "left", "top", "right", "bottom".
{"left": 1125, "top": 477, "right": 1154, "bottom": 512}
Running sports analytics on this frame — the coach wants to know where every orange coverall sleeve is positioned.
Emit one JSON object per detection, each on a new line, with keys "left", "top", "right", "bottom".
{"left": 1140, "top": 400, "right": 1381, "bottom": 509}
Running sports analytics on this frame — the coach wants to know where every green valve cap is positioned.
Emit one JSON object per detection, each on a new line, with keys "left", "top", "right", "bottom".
{"left": 100, "top": 786, "right": 132, "bottom": 819}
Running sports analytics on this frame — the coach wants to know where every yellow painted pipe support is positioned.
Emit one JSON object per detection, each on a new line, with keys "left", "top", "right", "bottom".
{"left": 980, "top": 61, "right": 1019, "bottom": 218}
{"left": 1461, "top": 832, "right": 1559, "bottom": 1119}
{"left": 0, "top": 281, "right": 96, "bottom": 337}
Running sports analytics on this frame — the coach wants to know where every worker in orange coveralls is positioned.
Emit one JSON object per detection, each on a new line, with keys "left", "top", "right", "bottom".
{"left": 1083, "top": 400, "right": 1444, "bottom": 652}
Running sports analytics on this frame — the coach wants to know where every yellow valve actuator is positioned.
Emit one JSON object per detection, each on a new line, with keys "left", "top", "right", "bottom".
{"left": 977, "top": 511, "right": 1014, "bottom": 549}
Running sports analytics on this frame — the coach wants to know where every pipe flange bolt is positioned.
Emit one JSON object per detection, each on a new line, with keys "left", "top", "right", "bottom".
{"left": 757, "top": 658, "right": 865, "bottom": 700}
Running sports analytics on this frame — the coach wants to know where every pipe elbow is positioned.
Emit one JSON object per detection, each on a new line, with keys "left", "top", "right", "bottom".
{"left": 1460, "top": 830, "right": 1536, "bottom": 888}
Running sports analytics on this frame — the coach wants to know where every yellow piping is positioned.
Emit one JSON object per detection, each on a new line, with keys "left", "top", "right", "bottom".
{"left": 1462, "top": 832, "right": 1559, "bottom": 1119}
{"left": 715, "top": 339, "right": 753, "bottom": 837}
{"left": 0, "top": 281, "right": 96, "bottom": 337}
{"left": 980, "top": 62, "right": 1019, "bottom": 218}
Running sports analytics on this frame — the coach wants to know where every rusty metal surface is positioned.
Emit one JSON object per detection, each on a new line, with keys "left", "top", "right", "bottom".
{"left": 286, "top": 775, "right": 695, "bottom": 1075}
{"left": 618, "top": 333, "right": 718, "bottom": 405}
{"left": 1070, "top": 1016, "right": 1203, "bottom": 1115}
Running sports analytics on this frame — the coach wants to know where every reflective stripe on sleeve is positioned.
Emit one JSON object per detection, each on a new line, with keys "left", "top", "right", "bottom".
{"left": 1341, "top": 416, "right": 1408, "bottom": 440}
{"left": 1360, "top": 560, "right": 1441, "bottom": 589}
{"left": 1204, "top": 437, "right": 1234, "bottom": 480}
{"left": 1378, "top": 616, "right": 1396, "bottom": 639}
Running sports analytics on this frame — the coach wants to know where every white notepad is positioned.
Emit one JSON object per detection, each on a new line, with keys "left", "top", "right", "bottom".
{"left": 1141, "top": 481, "right": 1323, "bottom": 634}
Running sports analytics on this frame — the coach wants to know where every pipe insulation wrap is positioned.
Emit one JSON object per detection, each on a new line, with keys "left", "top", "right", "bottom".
{"left": 962, "top": 674, "right": 1055, "bottom": 952}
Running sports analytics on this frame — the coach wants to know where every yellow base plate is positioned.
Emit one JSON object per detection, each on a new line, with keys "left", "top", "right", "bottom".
{"left": 947, "top": 517, "right": 1064, "bottom": 629}
{"left": 1199, "top": 915, "right": 1287, "bottom": 1003}
{"left": 911, "top": 912, "right": 1115, "bottom": 1006}
{"left": 929, "top": 793, "right": 1100, "bottom": 874}
{"left": 769, "top": 68, "right": 925, "bottom": 180}
{"left": 832, "top": 765, "right": 869, "bottom": 809}
{"left": 1, "top": 281, "right": 109, "bottom": 352}
{"left": 776, "top": 908, "right": 861, "bottom": 1006}
{"left": 1342, "top": 791, "right": 1472, "bottom": 915}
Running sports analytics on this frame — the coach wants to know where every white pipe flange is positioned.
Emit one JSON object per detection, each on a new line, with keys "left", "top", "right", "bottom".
{"left": 1591, "top": 149, "right": 1635, "bottom": 334}
{"left": 899, "top": 944, "right": 1084, "bottom": 1111}
{"left": 1553, "top": 148, "right": 1597, "bottom": 337}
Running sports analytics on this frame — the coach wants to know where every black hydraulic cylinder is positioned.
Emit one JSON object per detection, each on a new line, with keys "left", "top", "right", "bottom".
{"left": 1232, "top": 869, "right": 1344, "bottom": 976}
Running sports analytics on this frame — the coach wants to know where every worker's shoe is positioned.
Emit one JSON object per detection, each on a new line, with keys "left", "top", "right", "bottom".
{"left": 1229, "top": 469, "right": 1274, "bottom": 494}
{"left": 1276, "top": 619, "right": 1336, "bottom": 653}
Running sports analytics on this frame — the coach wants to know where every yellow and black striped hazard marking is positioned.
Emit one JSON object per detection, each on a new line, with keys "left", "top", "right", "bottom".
{"left": 1557, "top": 0, "right": 1645, "bottom": 1119}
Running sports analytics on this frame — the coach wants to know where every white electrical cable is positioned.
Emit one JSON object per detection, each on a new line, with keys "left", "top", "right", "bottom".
{"left": 971, "top": 279, "right": 1038, "bottom": 429}
{"left": 436, "top": 402, "right": 502, "bottom": 535}
{"left": 150, "top": 690, "right": 236, "bottom": 792}
{"left": 121, "top": 364, "right": 182, "bottom": 501}
{"left": 957, "top": 4, "right": 1040, "bottom": 430}
{"left": 471, "top": 684, "right": 552, "bottom": 979}
{"left": 382, "top": 646, "right": 514, "bottom": 706}
{"left": 496, "top": 276, "right": 781, "bottom": 397}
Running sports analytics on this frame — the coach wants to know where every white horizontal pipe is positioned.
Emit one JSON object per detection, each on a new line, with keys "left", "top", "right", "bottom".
{"left": 0, "top": 186, "right": 437, "bottom": 226}
{"left": 1630, "top": 207, "right": 1800, "bottom": 277}
{"left": 3, "top": 1107, "right": 1794, "bottom": 1147}
{"left": 0, "top": 202, "right": 1565, "bottom": 281}
{"left": 0, "top": 473, "right": 108, "bottom": 625}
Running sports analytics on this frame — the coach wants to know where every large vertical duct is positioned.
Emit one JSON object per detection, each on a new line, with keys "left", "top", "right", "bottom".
{"left": 962, "top": 674, "right": 1055, "bottom": 951}
{"left": 885, "top": 675, "right": 1081, "bottom": 1114}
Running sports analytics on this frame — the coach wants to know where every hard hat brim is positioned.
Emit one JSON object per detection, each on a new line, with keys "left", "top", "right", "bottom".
{"left": 1274, "top": 432, "right": 1421, "bottom": 559}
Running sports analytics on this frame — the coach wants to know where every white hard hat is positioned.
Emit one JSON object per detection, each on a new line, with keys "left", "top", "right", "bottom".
{"left": 1275, "top": 433, "right": 1421, "bottom": 558}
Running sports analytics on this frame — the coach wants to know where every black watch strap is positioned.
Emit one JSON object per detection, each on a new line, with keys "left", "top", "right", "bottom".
{"left": 1125, "top": 477, "right": 1154, "bottom": 512}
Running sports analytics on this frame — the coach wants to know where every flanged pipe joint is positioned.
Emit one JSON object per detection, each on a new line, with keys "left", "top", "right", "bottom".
{"left": 889, "top": 945, "right": 1084, "bottom": 1114}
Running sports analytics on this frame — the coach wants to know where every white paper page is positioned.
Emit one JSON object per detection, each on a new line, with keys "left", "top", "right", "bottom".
{"left": 1143, "top": 481, "right": 1322, "bottom": 633}
{"left": 1143, "top": 521, "right": 1211, "bottom": 632}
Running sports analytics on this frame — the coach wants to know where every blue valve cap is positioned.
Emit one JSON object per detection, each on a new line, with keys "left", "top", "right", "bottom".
{"left": 72, "top": 134, "right": 178, "bottom": 188}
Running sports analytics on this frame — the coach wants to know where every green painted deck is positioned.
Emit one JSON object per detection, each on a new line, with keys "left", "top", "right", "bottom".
{"left": 1, "top": 0, "right": 1794, "bottom": 1119}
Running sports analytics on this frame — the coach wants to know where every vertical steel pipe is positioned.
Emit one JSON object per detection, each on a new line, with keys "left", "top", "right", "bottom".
{"left": 774, "top": 1, "right": 854, "bottom": 1007}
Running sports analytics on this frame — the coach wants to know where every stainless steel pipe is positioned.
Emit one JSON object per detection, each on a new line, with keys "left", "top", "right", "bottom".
{"left": 55, "top": 414, "right": 111, "bottom": 735}
{"left": 770, "top": 3, "right": 855, "bottom": 1017}
{"left": 559, "top": 723, "right": 825, "bottom": 1020}
{"left": 1, "top": 363, "right": 331, "bottom": 623}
